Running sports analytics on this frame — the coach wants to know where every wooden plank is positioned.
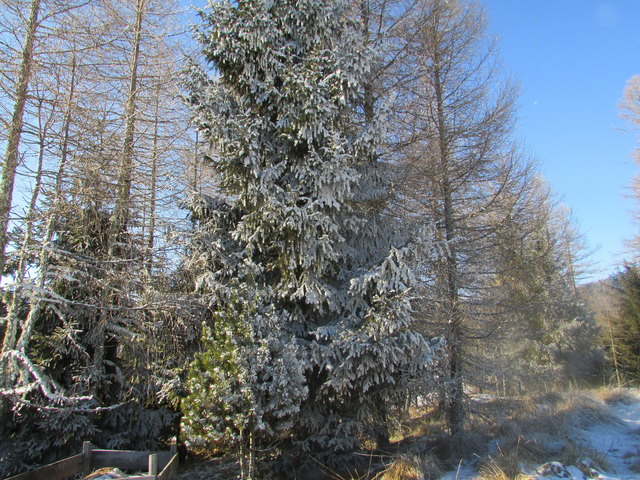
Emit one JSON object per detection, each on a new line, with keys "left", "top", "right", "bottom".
{"left": 90, "top": 450, "right": 171, "bottom": 471}
{"left": 3, "top": 448, "right": 176, "bottom": 480}
{"left": 157, "top": 453, "right": 179, "bottom": 480}
{"left": 4, "top": 454, "right": 83, "bottom": 480}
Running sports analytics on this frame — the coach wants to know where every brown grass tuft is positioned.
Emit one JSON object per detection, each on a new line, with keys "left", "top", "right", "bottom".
{"left": 478, "top": 461, "right": 533, "bottom": 480}
{"left": 559, "top": 394, "right": 619, "bottom": 429}
{"left": 493, "top": 390, "right": 619, "bottom": 441}
{"left": 374, "top": 452, "right": 443, "bottom": 480}
{"left": 479, "top": 435, "right": 552, "bottom": 479}
{"left": 594, "top": 387, "right": 639, "bottom": 406}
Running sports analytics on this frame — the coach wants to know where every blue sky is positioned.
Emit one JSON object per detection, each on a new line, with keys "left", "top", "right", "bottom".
{"left": 481, "top": 0, "right": 640, "bottom": 281}
{"left": 184, "top": 0, "right": 640, "bottom": 282}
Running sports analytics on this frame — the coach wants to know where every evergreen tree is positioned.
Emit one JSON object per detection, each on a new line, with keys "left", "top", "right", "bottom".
{"left": 180, "top": 0, "right": 442, "bottom": 471}
{"left": 492, "top": 186, "right": 602, "bottom": 393}
{"left": 611, "top": 265, "right": 640, "bottom": 380}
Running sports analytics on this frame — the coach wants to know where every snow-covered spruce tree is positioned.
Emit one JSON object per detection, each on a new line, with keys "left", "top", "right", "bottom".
{"left": 180, "top": 0, "right": 442, "bottom": 468}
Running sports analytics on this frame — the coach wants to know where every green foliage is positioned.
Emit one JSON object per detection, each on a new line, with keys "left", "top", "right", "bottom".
{"left": 180, "top": 290, "right": 309, "bottom": 454}
{"left": 181, "top": 295, "right": 253, "bottom": 452}
{"left": 611, "top": 265, "right": 640, "bottom": 380}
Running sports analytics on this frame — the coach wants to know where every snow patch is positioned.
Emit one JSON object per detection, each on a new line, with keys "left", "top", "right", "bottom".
{"left": 439, "top": 389, "right": 640, "bottom": 480}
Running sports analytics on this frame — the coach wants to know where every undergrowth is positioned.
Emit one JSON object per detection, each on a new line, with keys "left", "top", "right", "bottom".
{"left": 176, "top": 388, "right": 633, "bottom": 479}
{"left": 363, "top": 389, "right": 625, "bottom": 480}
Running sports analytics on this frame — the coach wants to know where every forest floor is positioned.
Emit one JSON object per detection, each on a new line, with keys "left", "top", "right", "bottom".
{"left": 175, "top": 388, "right": 640, "bottom": 480}
{"left": 436, "top": 388, "right": 640, "bottom": 480}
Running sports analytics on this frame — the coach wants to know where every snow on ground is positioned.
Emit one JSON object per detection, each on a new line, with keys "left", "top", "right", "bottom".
{"left": 441, "top": 389, "right": 640, "bottom": 480}
{"left": 573, "top": 390, "right": 640, "bottom": 480}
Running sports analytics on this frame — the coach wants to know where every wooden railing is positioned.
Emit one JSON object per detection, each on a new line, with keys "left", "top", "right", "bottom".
{"left": 4, "top": 441, "right": 179, "bottom": 480}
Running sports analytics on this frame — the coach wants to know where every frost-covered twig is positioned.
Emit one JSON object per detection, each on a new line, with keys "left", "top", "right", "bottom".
{"left": 0, "top": 382, "right": 39, "bottom": 397}
{"left": 12, "top": 397, "right": 131, "bottom": 413}
{"left": 1, "top": 349, "right": 93, "bottom": 404}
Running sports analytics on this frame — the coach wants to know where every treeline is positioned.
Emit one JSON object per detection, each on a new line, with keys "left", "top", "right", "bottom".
{"left": 586, "top": 74, "right": 640, "bottom": 386}
{"left": 580, "top": 75, "right": 640, "bottom": 388}
{"left": 584, "top": 267, "right": 640, "bottom": 385}
{"left": 0, "top": 0, "right": 613, "bottom": 478}
{"left": 0, "top": 0, "right": 199, "bottom": 474}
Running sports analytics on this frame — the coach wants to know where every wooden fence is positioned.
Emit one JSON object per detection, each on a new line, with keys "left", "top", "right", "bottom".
{"left": 4, "top": 441, "right": 179, "bottom": 480}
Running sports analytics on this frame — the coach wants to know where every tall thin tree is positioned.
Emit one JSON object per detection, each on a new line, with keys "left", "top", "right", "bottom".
{"left": 0, "top": 0, "right": 42, "bottom": 277}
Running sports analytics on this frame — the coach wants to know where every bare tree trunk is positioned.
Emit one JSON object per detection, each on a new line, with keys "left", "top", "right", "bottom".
{"left": 110, "top": 0, "right": 145, "bottom": 238}
{"left": 601, "top": 286, "right": 623, "bottom": 386}
{"left": 1, "top": 50, "right": 78, "bottom": 400}
{"left": 1, "top": 99, "right": 49, "bottom": 374}
{"left": 192, "top": 131, "right": 200, "bottom": 193}
{"left": 56, "top": 53, "right": 77, "bottom": 196}
{"left": 96, "top": 0, "right": 146, "bottom": 399}
{"left": 394, "top": 0, "right": 522, "bottom": 434}
{"left": 147, "top": 94, "right": 160, "bottom": 275}
{"left": 430, "top": 24, "right": 466, "bottom": 434}
{"left": 0, "top": 0, "right": 42, "bottom": 277}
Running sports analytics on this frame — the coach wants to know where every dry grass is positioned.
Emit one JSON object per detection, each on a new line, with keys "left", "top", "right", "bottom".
{"left": 339, "top": 388, "right": 630, "bottom": 480}
{"left": 467, "top": 389, "right": 623, "bottom": 479}
{"left": 559, "top": 394, "right": 620, "bottom": 429}
{"left": 593, "top": 387, "right": 639, "bottom": 405}
{"left": 558, "top": 440, "right": 609, "bottom": 473}
{"left": 490, "top": 390, "right": 619, "bottom": 437}
{"left": 478, "top": 435, "right": 552, "bottom": 480}
{"left": 373, "top": 452, "right": 443, "bottom": 480}
{"left": 477, "top": 461, "right": 533, "bottom": 480}
{"left": 396, "top": 411, "right": 447, "bottom": 440}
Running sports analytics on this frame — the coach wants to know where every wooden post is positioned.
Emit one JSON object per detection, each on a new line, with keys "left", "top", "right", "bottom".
{"left": 148, "top": 453, "right": 158, "bottom": 477}
{"left": 82, "top": 441, "right": 92, "bottom": 476}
